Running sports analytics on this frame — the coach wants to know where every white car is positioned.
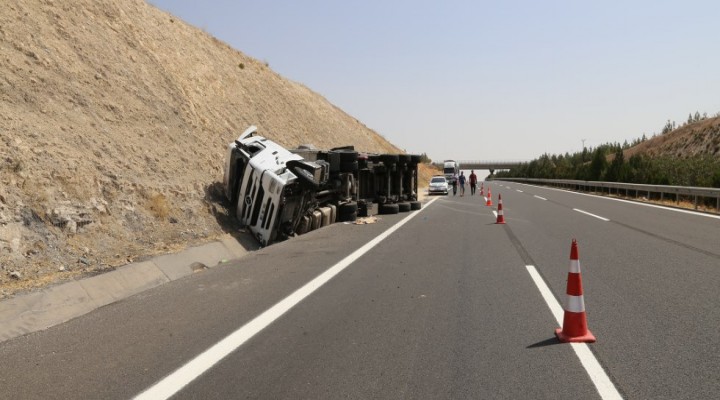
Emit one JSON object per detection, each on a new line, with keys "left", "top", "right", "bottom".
{"left": 428, "top": 176, "right": 449, "bottom": 195}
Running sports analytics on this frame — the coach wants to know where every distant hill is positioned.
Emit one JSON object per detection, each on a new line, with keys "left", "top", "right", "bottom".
{"left": 0, "top": 0, "right": 424, "bottom": 296}
{"left": 625, "top": 116, "right": 720, "bottom": 158}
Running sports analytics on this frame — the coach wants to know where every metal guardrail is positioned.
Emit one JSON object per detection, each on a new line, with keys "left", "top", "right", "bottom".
{"left": 494, "top": 178, "right": 720, "bottom": 213}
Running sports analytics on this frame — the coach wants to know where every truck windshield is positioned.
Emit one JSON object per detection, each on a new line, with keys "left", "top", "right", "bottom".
{"left": 443, "top": 168, "right": 454, "bottom": 174}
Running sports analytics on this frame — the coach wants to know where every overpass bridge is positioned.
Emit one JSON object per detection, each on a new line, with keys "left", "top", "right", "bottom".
{"left": 433, "top": 160, "right": 527, "bottom": 174}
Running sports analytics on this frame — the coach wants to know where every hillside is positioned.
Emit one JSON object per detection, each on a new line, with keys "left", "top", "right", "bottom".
{"left": 0, "top": 0, "right": 424, "bottom": 297}
{"left": 625, "top": 116, "right": 720, "bottom": 158}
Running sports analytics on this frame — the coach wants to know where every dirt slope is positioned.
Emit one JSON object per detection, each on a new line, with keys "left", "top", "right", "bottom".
{"left": 625, "top": 116, "right": 720, "bottom": 158}
{"left": 0, "top": 0, "right": 413, "bottom": 297}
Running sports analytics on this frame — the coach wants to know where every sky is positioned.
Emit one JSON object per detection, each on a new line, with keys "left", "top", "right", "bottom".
{"left": 149, "top": 0, "right": 720, "bottom": 164}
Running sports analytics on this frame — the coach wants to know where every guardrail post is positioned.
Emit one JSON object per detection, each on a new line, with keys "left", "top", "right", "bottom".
{"left": 694, "top": 195, "right": 698, "bottom": 210}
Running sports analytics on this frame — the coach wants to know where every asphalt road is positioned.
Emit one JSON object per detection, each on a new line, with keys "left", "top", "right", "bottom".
{"left": 1, "top": 182, "right": 719, "bottom": 399}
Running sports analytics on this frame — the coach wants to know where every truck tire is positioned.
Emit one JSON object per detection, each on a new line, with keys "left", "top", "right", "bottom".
{"left": 410, "top": 201, "right": 422, "bottom": 210}
{"left": 357, "top": 202, "right": 368, "bottom": 217}
{"left": 338, "top": 202, "right": 358, "bottom": 222}
{"left": 379, "top": 203, "right": 399, "bottom": 215}
{"left": 398, "top": 202, "right": 411, "bottom": 212}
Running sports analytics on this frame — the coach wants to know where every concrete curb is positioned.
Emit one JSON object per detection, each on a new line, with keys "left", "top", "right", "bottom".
{"left": 0, "top": 234, "right": 251, "bottom": 343}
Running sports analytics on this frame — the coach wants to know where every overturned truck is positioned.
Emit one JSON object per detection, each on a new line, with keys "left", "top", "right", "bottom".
{"left": 223, "top": 126, "right": 422, "bottom": 247}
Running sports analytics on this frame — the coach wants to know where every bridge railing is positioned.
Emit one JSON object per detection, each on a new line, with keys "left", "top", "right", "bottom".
{"left": 432, "top": 160, "right": 529, "bottom": 169}
{"left": 493, "top": 177, "right": 720, "bottom": 213}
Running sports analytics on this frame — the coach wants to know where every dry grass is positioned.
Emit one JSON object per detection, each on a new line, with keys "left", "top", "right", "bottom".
{"left": 588, "top": 191, "right": 719, "bottom": 214}
{"left": 148, "top": 193, "right": 170, "bottom": 219}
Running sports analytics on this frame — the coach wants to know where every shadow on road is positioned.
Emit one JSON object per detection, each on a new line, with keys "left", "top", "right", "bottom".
{"left": 526, "top": 337, "right": 561, "bottom": 349}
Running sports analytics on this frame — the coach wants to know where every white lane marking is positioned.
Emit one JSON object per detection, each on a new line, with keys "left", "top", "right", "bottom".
{"left": 492, "top": 210, "right": 498, "bottom": 218}
{"left": 134, "top": 198, "right": 439, "bottom": 400}
{"left": 516, "top": 190, "right": 524, "bottom": 193}
{"left": 573, "top": 208, "right": 610, "bottom": 221}
{"left": 534, "top": 195, "right": 547, "bottom": 201}
{"left": 512, "top": 182, "right": 720, "bottom": 220}
{"left": 525, "top": 265, "right": 623, "bottom": 400}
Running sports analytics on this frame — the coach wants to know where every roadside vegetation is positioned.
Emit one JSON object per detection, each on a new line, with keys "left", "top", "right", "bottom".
{"left": 496, "top": 113, "right": 720, "bottom": 188}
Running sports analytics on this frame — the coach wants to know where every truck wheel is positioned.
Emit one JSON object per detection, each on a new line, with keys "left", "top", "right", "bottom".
{"left": 398, "top": 202, "right": 411, "bottom": 212}
{"left": 338, "top": 202, "right": 358, "bottom": 222}
{"left": 410, "top": 201, "right": 422, "bottom": 210}
{"left": 379, "top": 203, "right": 399, "bottom": 215}
{"left": 358, "top": 202, "right": 369, "bottom": 217}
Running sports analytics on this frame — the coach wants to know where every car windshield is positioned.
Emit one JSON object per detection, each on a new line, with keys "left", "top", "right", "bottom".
{"left": 431, "top": 177, "right": 445, "bottom": 183}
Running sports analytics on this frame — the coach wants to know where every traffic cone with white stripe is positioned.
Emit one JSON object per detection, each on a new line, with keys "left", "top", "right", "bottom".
{"left": 555, "top": 239, "right": 596, "bottom": 343}
{"left": 486, "top": 188, "right": 493, "bottom": 206}
{"left": 495, "top": 194, "right": 506, "bottom": 224}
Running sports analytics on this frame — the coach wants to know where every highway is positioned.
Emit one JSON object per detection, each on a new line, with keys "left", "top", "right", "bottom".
{"left": 1, "top": 181, "right": 719, "bottom": 399}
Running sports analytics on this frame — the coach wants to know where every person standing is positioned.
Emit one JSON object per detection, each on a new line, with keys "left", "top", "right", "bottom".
{"left": 451, "top": 173, "right": 458, "bottom": 196}
{"left": 469, "top": 170, "right": 478, "bottom": 195}
{"left": 458, "top": 171, "right": 466, "bottom": 197}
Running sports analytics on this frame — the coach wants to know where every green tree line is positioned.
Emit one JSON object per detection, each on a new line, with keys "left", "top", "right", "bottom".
{"left": 496, "top": 145, "right": 720, "bottom": 188}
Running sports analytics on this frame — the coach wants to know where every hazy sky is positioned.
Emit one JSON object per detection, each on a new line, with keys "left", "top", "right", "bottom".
{"left": 149, "top": 0, "right": 720, "bottom": 163}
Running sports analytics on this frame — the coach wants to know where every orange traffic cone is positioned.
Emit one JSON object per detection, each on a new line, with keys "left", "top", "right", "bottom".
{"left": 496, "top": 194, "right": 506, "bottom": 224}
{"left": 486, "top": 188, "right": 493, "bottom": 206}
{"left": 555, "top": 239, "right": 596, "bottom": 343}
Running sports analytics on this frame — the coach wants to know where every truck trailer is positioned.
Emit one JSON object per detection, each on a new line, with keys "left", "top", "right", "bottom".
{"left": 223, "top": 126, "right": 422, "bottom": 246}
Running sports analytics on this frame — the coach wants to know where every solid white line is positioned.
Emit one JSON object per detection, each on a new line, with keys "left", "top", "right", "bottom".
{"left": 134, "top": 197, "right": 439, "bottom": 400}
{"left": 573, "top": 208, "right": 610, "bottom": 221}
{"left": 516, "top": 190, "right": 524, "bottom": 193}
{"left": 525, "top": 265, "right": 623, "bottom": 400}
{"left": 534, "top": 195, "right": 547, "bottom": 201}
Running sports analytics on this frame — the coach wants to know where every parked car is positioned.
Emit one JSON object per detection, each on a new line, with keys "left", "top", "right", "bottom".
{"left": 428, "top": 175, "right": 449, "bottom": 195}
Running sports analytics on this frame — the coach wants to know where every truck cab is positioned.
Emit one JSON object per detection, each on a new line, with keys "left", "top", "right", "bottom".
{"left": 443, "top": 160, "right": 460, "bottom": 185}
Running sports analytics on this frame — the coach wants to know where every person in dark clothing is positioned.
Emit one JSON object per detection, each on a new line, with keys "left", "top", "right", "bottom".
{"left": 458, "top": 172, "right": 466, "bottom": 196}
{"left": 469, "top": 170, "right": 478, "bottom": 195}
{"left": 451, "top": 173, "right": 458, "bottom": 196}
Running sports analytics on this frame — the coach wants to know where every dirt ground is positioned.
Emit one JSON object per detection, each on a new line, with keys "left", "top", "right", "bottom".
{"left": 0, "top": 0, "right": 424, "bottom": 298}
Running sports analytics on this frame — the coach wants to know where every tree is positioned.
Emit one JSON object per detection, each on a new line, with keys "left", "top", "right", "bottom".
{"left": 588, "top": 148, "right": 608, "bottom": 181}
{"left": 662, "top": 119, "right": 673, "bottom": 134}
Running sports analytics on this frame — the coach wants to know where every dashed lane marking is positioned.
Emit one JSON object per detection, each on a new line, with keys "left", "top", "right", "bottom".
{"left": 573, "top": 208, "right": 610, "bottom": 221}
